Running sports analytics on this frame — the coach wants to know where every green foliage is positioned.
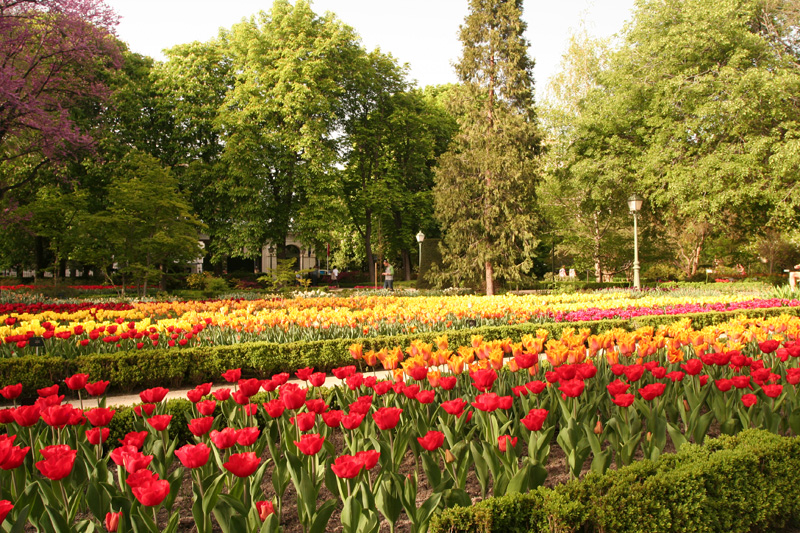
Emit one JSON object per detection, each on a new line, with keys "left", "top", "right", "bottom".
{"left": 431, "top": 430, "right": 800, "bottom": 533}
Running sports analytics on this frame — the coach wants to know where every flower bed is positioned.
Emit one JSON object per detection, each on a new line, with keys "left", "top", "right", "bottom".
{"left": 1, "top": 314, "right": 800, "bottom": 530}
{"left": 0, "top": 292, "right": 796, "bottom": 357}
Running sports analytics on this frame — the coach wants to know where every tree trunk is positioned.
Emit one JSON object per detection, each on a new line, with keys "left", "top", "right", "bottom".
{"left": 365, "top": 211, "right": 375, "bottom": 286}
{"left": 401, "top": 249, "right": 412, "bottom": 281}
{"left": 485, "top": 261, "right": 494, "bottom": 296}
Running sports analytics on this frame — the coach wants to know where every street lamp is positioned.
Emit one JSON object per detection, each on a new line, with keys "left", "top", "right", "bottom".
{"left": 627, "top": 194, "right": 644, "bottom": 290}
{"left": 416, "top": 231, "right": 425, "bottom": 272}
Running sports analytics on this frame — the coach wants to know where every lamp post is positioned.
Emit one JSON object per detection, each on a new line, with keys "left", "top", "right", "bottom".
{"left": 627, "top": 194, "right": 644, "bottom": 290}
{"left": 416, "top": 231, "right": 425, "bottom": 273}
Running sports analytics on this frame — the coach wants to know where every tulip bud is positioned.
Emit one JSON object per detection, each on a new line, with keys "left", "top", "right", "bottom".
{"left": 683, "top": 399, "right": 690, "bottom": 412}
{"left": 646, "top": 431, "right": 652, "bottom": 442}
{"left": 105, "top": 511, "right": 122, "bottom": 532}
{"left": 444, "top": 449, "right": 456, "bottom": 464}
{"left": 593, "top": 420, "right": 603, "bottom": 435}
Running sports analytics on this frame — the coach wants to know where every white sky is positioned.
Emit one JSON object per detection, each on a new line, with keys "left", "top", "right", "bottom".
{"left": 105, "top": 0, "right": 636, "bottom": 90}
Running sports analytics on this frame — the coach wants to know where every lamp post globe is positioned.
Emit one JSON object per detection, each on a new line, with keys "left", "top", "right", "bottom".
{"left": 416, "top": 231, "right": 425, "bottom": 273}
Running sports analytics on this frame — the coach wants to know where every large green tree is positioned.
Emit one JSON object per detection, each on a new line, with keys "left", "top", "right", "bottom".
{"left": 571, "top": 0, "right": 800, "bottom": 277}
{"left": 433, "top": 0, "right": 542, "bottom": 294}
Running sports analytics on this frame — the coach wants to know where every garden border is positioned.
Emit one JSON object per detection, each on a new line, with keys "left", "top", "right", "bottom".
{"left": 1, "top": 306, "right": 798, "bottom": 398}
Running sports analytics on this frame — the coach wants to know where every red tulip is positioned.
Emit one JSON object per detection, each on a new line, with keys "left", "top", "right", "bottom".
{"left": 355, "top": 449, "right": 381, "bottom": 470}
{"left": 372, "top": 407, "right": 402, "bottom": 430}
{"left": 681, "top": 359, "right": 703, "bottom": 376}
{"left": 105, "top": 511, "right": 122, "bottom": 532}
{"left": 416, "top": 390, "right": 436, "bottom": 404}
{"left": 237, "top": 427, "right": 260, "bottom": 446}
{"left": 470, "top": 368, "right": 497, "bottom": 392}
{"left": 438, "top": 376, "right": 458, "bottom": 390}
{"left": 119, "top": 431, "right": 148, "bottom": 449}
{"left": 762, "top": 384, "right": 783, "bottom": 398}
{"left": 346, "top": 373, "right": 364, "bottom": 390}
{"left": 514, "top": 352, "right": 537, "bottom": 369}
{"left": 417, "top": 430, "right": 445, "bottom": 451}
{"left": 256, "top": 501, "right": 274, "bottom": 521}
{"left": 497, "top": 435, "right": 517, "bottom": 452}
{"left": 521, "top": 408, "right": 548, "bottom": 431}
{"left": 407, "top": 366, "right": 428, "bottom": 381}
{"left": 666, "top": 371, "right": 685, "bottom": 382}
{"left": 212, "top": 388, "right": 231, "bottom": 401}
{"left": 622, "top": 365, "right": 645, "bottom": 383}
{"left": 263, "top": 399, "right": 286, "bottom": 418}
{"left": 146, "top": 415, "right": 172, "bottom": 432}
{"left": 139, "top": 387, "right": 169, "bottom": 403}
{"left": 238, "top": 378, "right": 261, "bottom": 398}
{"left": 131, "top": 474, "right": 170, "bottom": 507}
{"left": 65, "top": 373, "right": 89, "bottom": 391}
{"left": 349, "top": 396, "right": 372, "bottom": 415}
{"left": 759, "top": 340, "right": 781, "bottom": 354}
{"left": 36, "top": 445, "right": 77, "bottom": 480}
{"left": 612, "top": 393, "right": 635, "bottom": 408}
{"left": 37, "top": 384, "right": 59, "bottom": 397}
{"left": 295, "top": 367, "right": 314, "bottom": 381}
{"left": 638, "top": 383, "right": 666, "bottom": 401}
{"left": 650, "top": 366, "right": 667, "bottom": 379}
{"left": 86, "top": 428, "right": 110, "bottom": 445}
{"left": 309, "top": 372, "right": 327, "bottom": 387}
{"left": 11, "top": 405, "right": 41, "bottom": 427}
{"left": 0, "top": 445, "right": 29, "bottom": 470}
{"left": 121, "top": 449, "right": 154, "bottom": 474}
{"left": 715, "top": 379, "right": 733, "bottom": 392}
{"left": 472, "top": 392, "right": 500, "bottom": 412}
{"left": 280, "top": 384, "right": 308, "bottom": 410}
{"left": 0, "top": 383, "right": 22, "bottom": 400}
{"left": 606, "top": 380, "right": 630, "bottom": 396}
{"left": 305, "top": 399, "right": 328, "bottom": 414}
{"left": 332, "top": 366, "right": 356, "bottom": 379}
{"left": 741, "top": 393, "right": 758, "bottom": 407}
{"left": 291, "top": 412, "right": 316, "bottom": 432}
{"left": 85, "top": 380, "right": 109, "bottom": 397}
{"left": 525, "top": 380, "right": 546, "bottom": 394}
{"left": 232, "top": 390, "right": 250, "bottom": 405}
{"left": 41, "top": 404, "right": 77, "bottom": 429}
{"left": 133, "top": 404, "right": 156, "bottom": 417}
{"left": 331, "top": 455, "right": 363, "bottom": 478}
{"left": 222, "top": 368, "right": 242, "bottom": 383}
{"left": 342, "top": 412, "right": 365, "bottom": 430}
{"left": 188, "top": 417, "right": 214, "bottom": 437}
{"left": 186, "top": 388, "right": 204, "bottom": 403}
{"left": 175, "top": 443, "right": 210, "bottom": 469}
{"left": 441, "top": 398, "right": 466, "bottom": 417}
{"left": 294, "top": 433, "right": 325, "bottom": 456}
{"left": 559, "top": 379, "right": 585, "bottom": 398}
{"left": 555, "top": 365, "right": 577, "bottom": 382}
{"left": 197, "top": 400, "right": 217, "bottom": 416}
{"left": 0, "top": 501, "right": 12, "bottom": 524}
{"left": 224, "top": 451, "right": 260, "bottom": 477}
{"left": 322, "top": 409, "right": 344, "bottom": 428}
{"left": 86, "top": 408, "right": 115, "bottom": 427}
{"left": 210, "top": 428, "right": 239, "bottom": 450}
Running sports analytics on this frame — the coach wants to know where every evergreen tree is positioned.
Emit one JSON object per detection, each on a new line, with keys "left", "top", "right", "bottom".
{"left": 433, "top": 0, "right": 542, "bottom": 295}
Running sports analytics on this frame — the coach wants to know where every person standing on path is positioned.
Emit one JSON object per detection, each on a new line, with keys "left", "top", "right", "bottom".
{"left": 331, "top": 267, "right": 339, "bottom": 288}
{"left": 382, "top": 260, "right": 394, "bottom": 291}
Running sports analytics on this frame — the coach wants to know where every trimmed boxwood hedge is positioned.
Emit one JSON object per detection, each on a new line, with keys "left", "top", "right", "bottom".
{"left": 1, "top": 306, "right": 799, "bottom": 399}
{"left": 429, "top": 429, "right": 800, "bottom": 533}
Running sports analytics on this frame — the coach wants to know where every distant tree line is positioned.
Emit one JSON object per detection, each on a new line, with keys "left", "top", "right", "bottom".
{"left": 2, "top": 0, "right": 800, "bottom": 293}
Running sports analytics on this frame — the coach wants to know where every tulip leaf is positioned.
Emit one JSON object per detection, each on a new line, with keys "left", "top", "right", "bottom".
{"left": 7, "top": 504, "right": 30, "bottom": 533}
{"left": 666, "top": 422, "right": 688, "bottom": 451}
{"left": 375, "top": 478, "right": 402, "bottom": 524}
{"left": 85, "top": 481, "right": 106, "bottom": 522}
{"left": 420, "top": 452, "right": 441, "bottom": 488}
{"left": 506, "top": 463, "right": 530, "bottom": 494}
{"left": 162, "top": 512, "right": 180, "bottom": 533}
{"left": 202, "top": 473, "right": 227, "bottom": 517}
{"left": 443, "top": 488, "right": 472, "bottom": 509}
{"left": 415, "top": 491, "right": 443, "bottom": 531}
{"left": 219, "top": 494, "right": 250, "bottom": 517}
{"left": 308, "top": 499, "right": 337, "bottom": 533}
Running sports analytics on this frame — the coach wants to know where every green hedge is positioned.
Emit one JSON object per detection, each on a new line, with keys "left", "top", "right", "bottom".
{"left": 430, "top": 429, "right": 800, "bottom": 533}
{"left": 1, "top": 306, "right": 799, "bottom": 398}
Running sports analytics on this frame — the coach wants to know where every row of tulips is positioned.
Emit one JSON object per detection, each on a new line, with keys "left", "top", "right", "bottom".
{"left": 0, "top": 292, "right": 797, "bottom": 357}
{"left": 2, "top": 313, "right": 800, "bottom": 530}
